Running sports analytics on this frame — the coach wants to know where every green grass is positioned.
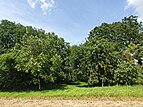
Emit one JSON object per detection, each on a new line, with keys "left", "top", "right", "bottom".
{"left": 0, "top": 83, "right": 143, "bottom": 99}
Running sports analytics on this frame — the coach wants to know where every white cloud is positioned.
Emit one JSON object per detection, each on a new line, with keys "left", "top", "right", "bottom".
{"left": 127, "top": 0, "right": 143, "bottom": 21}
{"left": 27, "top": 0, "right": 36, "bottom": 8}
{"left": 27, "top": 0, "right": 55, "bottom": 15}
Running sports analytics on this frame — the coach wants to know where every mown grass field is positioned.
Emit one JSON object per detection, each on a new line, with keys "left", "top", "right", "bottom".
{"left": 0, "top": 83, "right": 143, "bottom": 99}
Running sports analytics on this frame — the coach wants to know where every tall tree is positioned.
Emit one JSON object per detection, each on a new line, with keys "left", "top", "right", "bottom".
{"left": 15, "top": 33, "right": 68, "bottom": 89}
{"left": 88, "top": 15, "right": 143, "bottom": 50}
{"left": 84, "top": 39, "right": 120, "bottom": 86}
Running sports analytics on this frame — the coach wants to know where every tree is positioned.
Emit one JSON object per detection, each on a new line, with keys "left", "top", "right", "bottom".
{"left": 122, "top": 43, "right": 143, "bottom": 84}
{"left": 88, "top": 16, "right": 143, "bottom": 50}
{"left": 84, "top": 15, "right": 143, "bottom": 86}
{"left": 0, "top": 52, "right": 32, "bottom": 90}
{"left": 84, "top": 39, "right": 120, "bottom": 86}
{"left": 15, "top": 33, "right": 68, "bottom": 89}
{"left": 114, "top": 61, "right": 138, "bottom": 85}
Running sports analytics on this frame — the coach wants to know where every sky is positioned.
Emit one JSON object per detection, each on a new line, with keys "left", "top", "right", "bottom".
{"left": 0, "top": 0, "right": 143, "bottom": 45}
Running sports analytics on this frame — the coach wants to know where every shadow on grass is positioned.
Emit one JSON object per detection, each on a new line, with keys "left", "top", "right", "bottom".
{"left": 77, "top": 84, "right": 89, "bottom": 87}
{"left": 0, "top": 84, "right": 68, "bottom": 92}
{"left": 0, "top": 82, "right": 92, "bottom": 92}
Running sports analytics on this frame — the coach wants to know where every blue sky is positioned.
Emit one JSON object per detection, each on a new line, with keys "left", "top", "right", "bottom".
{"left": 0, "top": 0, "right": 142, "bottom": 45}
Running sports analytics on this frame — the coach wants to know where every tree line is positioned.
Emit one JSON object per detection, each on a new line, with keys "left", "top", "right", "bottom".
{"left": 0, "top": 15, "right": 143, "bottom": 90}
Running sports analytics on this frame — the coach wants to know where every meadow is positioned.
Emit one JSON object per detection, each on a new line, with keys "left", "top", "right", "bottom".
{"left": 0, "top": 83, "right": 143, "bottom": 99}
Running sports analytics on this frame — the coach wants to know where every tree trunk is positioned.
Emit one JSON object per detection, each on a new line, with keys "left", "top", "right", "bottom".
{"left": 38, "top": 82, "right": 41, "bottom": 90}
{"left": 38, "top": 76, "right": 41, "bottom": 90}
{"left": 102, "top": 78, "right": 104, "bottom": 87}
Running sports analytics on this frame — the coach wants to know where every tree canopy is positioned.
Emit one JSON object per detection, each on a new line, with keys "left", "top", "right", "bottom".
{"left": 0, "top": 15, "right": 143, "bottom": 90}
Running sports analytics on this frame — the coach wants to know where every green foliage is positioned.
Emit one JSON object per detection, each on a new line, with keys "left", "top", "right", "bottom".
{"left": 64, "top": 45, "right": 86, "bottom": 83}
{"left": 15, "top": 33, "right": 67, "bottom": 89}
{"left": 122, "top": 43, "right": 143, "bottom": 85}
{"left": 88, "top": 15, "right": 143, "bottom": 49}
{"left": 0, "top": 20, "right": 26, "bottom": 54}
{"left": 84, "top": 15, "right": 143, "bottom": 86}
{"left": 0, "top": 15, "right": 143, "bottom": 90}
{"left": 84, "top": 39, "right": 120, "bottom": 86}
{"left": 114, "top": 61, "right": 139, "bottom": 85}
{"left": 0, "top": 52, "right": 32, "bottom": 90}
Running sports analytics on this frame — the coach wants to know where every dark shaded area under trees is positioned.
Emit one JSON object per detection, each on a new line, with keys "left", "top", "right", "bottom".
{"left": 0, "top": 15, "right": 143, "bottom": 90}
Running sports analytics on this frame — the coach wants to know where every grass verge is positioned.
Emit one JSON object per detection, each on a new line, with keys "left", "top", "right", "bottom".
{"left": 0, "top": 83, "right": 143, "bottom": 99}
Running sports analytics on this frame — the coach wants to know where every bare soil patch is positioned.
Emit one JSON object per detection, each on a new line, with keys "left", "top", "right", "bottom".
{"left": 0, "top": 98, "right": 143, "bottom": 107}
